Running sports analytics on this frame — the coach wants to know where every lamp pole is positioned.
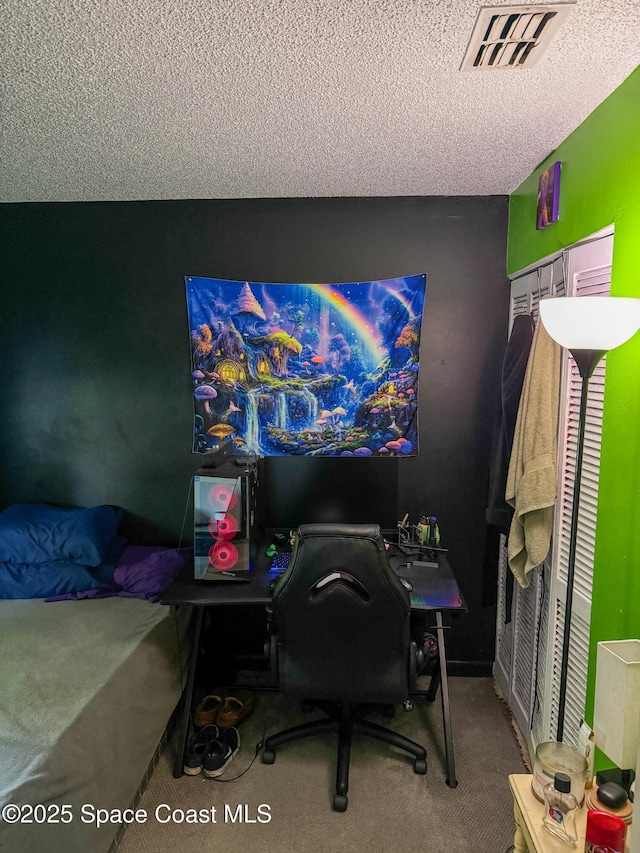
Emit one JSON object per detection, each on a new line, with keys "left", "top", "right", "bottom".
{"left": 556, "top": 348, "right": 603, "bottom": 743}
{"left": 539, "top": 295, "right": 640, "bottom": 745}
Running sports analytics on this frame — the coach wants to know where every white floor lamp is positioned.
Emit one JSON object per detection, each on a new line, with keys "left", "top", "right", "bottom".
{"left": 539, "top": 296, "right": 640, "bottom": 743}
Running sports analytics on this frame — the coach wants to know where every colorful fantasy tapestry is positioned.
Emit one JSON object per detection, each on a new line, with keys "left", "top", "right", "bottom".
{"left": 185, "top": 275, "right": 426, "bottom": 457}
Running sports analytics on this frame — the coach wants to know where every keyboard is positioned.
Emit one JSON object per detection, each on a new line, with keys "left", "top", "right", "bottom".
{"left": 269, "top": 551, "right": 292, "bottom": 573}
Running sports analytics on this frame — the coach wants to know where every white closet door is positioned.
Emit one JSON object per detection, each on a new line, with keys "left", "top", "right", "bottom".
{"left": 494, "top": 259, "right": 561, "bottom": 738}
{"left": 494, "top": 532, "right": 513, "bottom": 702}
{"left": 494, "top": 234, "right": 611, "bottom": 756}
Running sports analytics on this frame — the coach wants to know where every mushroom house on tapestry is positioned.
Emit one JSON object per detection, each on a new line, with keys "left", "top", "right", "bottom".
{"left": 185, "top": 275, "right": 426, "bottom": 458}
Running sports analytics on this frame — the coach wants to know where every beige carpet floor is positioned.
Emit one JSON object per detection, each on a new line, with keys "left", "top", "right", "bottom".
{"left": 116, "top": 677, "right": 527, "bottom": 853}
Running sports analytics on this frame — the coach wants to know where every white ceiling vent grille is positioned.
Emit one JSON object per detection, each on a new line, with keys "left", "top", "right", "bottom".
{"left": 461, "top": 4, "right": 574, "bottom": 70}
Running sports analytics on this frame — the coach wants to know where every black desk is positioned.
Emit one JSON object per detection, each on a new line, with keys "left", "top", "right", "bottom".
{"left": 387, "top": 546, "right": 466, "bottom": 788}
{"left": 161, "top": 536, "right": 465, "bottom": 786}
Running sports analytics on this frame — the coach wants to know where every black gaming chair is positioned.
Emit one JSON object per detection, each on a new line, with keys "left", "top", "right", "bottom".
{"left": 262, "top": 523, "right": 427, "bottom": 811}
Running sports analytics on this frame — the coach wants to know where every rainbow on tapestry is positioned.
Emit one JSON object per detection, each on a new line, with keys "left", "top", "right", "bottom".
{"left": 185, "top": 274, "right": 426, "bottom": 457}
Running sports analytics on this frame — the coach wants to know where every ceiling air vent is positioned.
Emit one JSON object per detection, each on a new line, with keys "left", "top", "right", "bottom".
{"left": 460, "top": 4, "right": 574, "bottom": 70}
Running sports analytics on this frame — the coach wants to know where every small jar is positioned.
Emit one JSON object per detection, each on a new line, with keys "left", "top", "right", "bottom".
{"left": 585, "top": 809, "right": 626, "bottom": 853}
{"left": 542, "top": 771, "right": 579, "bottom": 844}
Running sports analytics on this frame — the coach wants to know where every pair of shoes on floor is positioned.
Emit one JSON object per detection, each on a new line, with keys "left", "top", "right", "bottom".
{"left": 193, "top": 689, "right": 227, "bottom": 728}
{"left": 183, "top": 724, "right": 219, "bottom": 776}
{"left": 194, "top": 689, "right": 255, "bottom": 729}
{"left": 203, "top": 727, "right": 241, "bottom": 778}
{"left": 183, "top": 725, "right": 241, "bottom": 778}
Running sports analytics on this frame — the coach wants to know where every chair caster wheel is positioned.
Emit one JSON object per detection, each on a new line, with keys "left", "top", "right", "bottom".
{"left": 414, "top": 758, "right": 427, "bottom": 775}
{"left": 262, "top": 749, "right": 276, "bottom": 765}
{"left": 333, "top": 793, "right": 348, "bottom": 812}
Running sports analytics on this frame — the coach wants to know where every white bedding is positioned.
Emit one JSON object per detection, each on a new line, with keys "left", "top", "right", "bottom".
{"left": 0, "top": 597, "right": 189, "bottom": 853}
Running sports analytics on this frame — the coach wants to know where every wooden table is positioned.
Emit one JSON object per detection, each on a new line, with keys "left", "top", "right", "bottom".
{"left": 509, "top": 774, "right": 632, "bottom": 852}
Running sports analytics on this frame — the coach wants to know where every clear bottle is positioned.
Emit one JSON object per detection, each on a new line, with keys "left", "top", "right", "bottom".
{"left": 542, "top": 771, "right": 580, "bottom": 844}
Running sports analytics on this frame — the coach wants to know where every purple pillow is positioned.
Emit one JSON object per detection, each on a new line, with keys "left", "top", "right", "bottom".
{"left": 113, "top": 545, "right": 192, "bottom": 602}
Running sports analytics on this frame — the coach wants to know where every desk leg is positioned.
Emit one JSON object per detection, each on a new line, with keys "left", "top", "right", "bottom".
{"left": 435, "top": 610, "right": 457, "bottom": 788}
{"left": 173, "top": 605, "right": 205, "bottom": 779}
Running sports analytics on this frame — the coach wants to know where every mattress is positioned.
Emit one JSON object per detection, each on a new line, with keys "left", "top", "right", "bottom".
{"left": 0, "top": 596, "right": 189, "bottom": 853}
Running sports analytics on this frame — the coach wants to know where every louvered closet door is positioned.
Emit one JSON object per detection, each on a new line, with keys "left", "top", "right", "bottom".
{"left": 495, "top": 532, "right": 514, "bottom": 699}
{"left": 528, "top": 260, "right": 566, "bottom": 747}
{"left": 544, "top": 235, "right": 612, "bottom": 747}
{"left": 494, "top": 273, "right": 530, "bottom": 709}
{"left": 494, "top": 232, "right": 612, "bottom": 754}
{"left": 494, "top": 260, "right": 562, "bottom": 738}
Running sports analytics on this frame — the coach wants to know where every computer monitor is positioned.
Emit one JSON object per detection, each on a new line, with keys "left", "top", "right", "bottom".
{"left": 259, "top": 456, "right": 399, "bottom": 532}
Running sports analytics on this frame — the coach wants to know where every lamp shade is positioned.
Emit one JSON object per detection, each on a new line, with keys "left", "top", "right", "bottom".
{"left": 539, "top": 296, "right": 640, "bottom": 351}
{"left": 593, "top": 640, "right": 640, "bottom": 768}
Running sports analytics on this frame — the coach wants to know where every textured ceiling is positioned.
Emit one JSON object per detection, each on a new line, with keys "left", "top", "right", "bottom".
{"left": 1, "top": 0, "right": 639, "bottom": 202}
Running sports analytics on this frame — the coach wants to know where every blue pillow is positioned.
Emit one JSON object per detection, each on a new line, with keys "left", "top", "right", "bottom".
{"left": 0, "top": 503, "right": 123, "bottom": 567}
{"left": 0, "top": 536, "right": 127, "bottom": 600}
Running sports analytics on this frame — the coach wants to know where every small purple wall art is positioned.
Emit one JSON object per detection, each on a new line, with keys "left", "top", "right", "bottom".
{"left": 536, "top": 160, "right": 561, "bottom": 230}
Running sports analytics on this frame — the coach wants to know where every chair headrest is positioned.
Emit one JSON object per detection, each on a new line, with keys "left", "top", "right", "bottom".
{"left": 297, "top": 523, "right": 382, "bottom": 541}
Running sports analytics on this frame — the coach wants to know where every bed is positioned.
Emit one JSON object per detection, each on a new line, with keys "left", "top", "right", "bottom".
{"left": 0, "top": 504, "right": 192, "bottom": 853}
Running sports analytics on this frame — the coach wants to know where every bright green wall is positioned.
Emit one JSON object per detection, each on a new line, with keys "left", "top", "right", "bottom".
{"left": 507, "top": 63, "right": 640, "bottom": 736}
{"left": 508, "top": 66, "right": 640, "bottom": 737}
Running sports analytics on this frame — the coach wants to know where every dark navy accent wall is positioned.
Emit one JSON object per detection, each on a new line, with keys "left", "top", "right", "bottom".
{"left": 0, "top": 196, "right": 508, "bottom": 663}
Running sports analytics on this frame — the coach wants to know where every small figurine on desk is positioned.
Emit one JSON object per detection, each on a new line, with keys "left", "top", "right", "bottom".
{"left": 416, "top": 515, "right": 440, "bottom": 547}
{"left": 396, "top": 513, "right": 447, "bottom": 563}
{"left": 397, "top": 513, "right": 411, "bottom": 545}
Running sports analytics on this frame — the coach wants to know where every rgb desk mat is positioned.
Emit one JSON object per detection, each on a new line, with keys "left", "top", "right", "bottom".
{"left": 395, "top": 561, "right": 464, "bottom": 611}
{"left": 268, "top": 552, "right": 462, "bottom": 610}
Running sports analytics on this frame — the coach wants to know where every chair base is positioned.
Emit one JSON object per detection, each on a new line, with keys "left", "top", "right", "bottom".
{"left": 261, "top": 701, "right": 427, "bottom": 812}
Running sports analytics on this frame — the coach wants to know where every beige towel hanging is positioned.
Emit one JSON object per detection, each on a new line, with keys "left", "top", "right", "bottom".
{"left": 505, "top": 305, "right": 562, "bottom": 588}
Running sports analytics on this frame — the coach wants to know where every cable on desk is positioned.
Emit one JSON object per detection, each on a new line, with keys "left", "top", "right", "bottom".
{"left": 176, "top": 475, "right": 195, "bottom": 553}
